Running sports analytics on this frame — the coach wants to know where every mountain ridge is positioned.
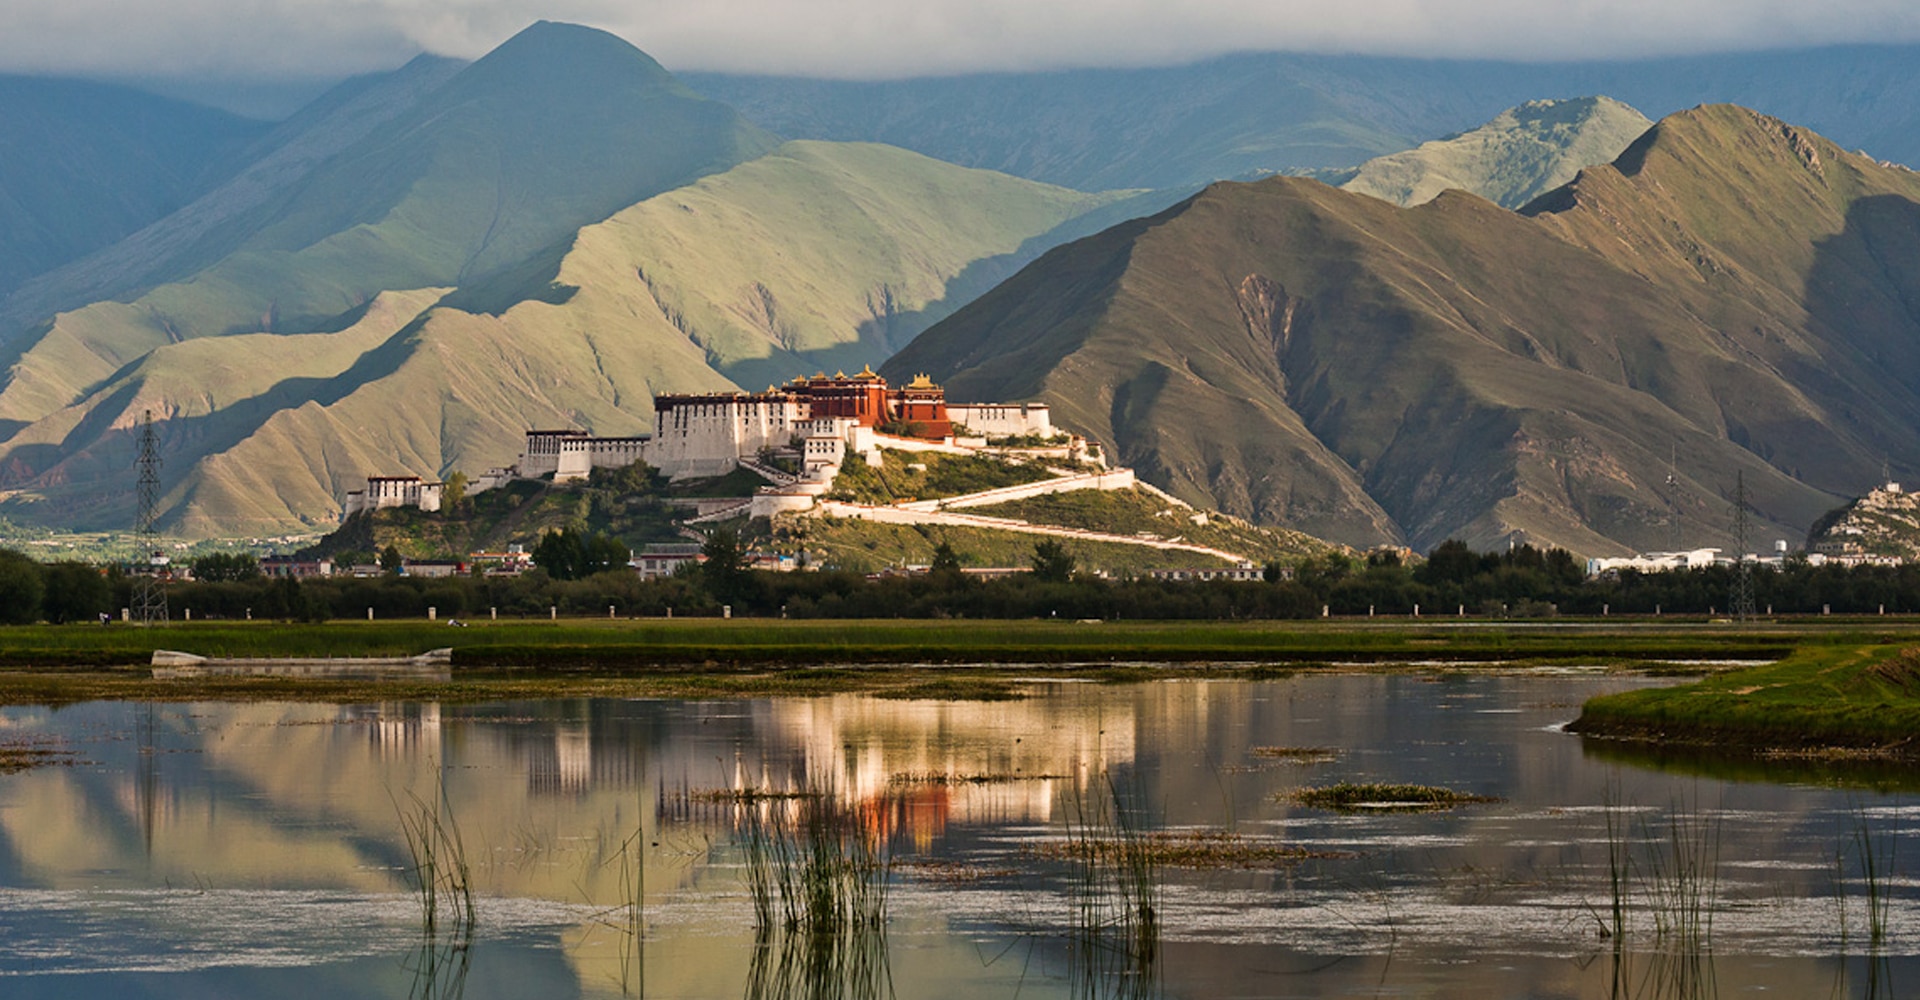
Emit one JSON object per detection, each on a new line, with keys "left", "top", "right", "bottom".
{"left": 883, "top": 104, "right": 1920, "bottom": 555}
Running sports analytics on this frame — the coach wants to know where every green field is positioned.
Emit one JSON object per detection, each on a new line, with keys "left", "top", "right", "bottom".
{"left": 0, "top": 616, "right": 1825, "bottom": 706}
{"left": 0, "top": 616, "right": 1843, "bottom": 669}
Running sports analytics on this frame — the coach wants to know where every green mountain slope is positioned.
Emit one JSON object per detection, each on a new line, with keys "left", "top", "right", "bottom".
{"left": 0, "top": 77, "right": 266, "bottom": 298}
{"left": 1333, "top": 97, "right": 1651, "bottom": 209}
{"left": 0, "top": 139, "right": 1135, "bottom": 535}
{"left": 548, "top": 140, "right": 1135, "bottom": 387}
{"left": 883, "top": 105, "right": 1920, "bottom": 555}
{"left": 0, "top": 21, "right": 775, "bottom": 430}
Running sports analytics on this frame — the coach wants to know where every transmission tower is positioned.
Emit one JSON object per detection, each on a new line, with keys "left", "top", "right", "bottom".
{"left": 132, "top": 411, "right": 167, "bottom": 625}
{"left": 1665, "top": 441, "right": 1682, "bottom": 553}
{"left": 1729, "top": 470, "right": 1756, "bottom": 620}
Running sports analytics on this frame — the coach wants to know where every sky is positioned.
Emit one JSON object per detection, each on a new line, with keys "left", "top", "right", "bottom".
{"left": 7, "top": 0, "right": 1920, "bottom": 84}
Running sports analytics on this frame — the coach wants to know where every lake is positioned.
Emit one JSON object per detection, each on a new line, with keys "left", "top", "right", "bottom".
{"left": 0, "top": 669, "right": 1911, "bottom": 998}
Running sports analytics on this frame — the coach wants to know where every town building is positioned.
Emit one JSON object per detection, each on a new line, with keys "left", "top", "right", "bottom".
{"left": 260, "top": 556, "right": 333, "bottom": 579}
{"left": 1147, "top": 564, "right": 1266, "bottom": 582}
{"left": 635, "top": 543, "right": 704, "bottom": 580}
{"left": 401, "top": 560, "right": 466, "bottom": 579}
{"left": 1585, "top": 548, "right": 1724, "bottom": 576}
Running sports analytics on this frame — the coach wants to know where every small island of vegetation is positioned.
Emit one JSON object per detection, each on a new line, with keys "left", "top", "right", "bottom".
{"left": 1570, "top": 643, "right": 1920, "bottom": 758}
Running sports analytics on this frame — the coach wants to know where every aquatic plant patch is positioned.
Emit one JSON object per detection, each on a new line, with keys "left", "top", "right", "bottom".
{"left": 1286, "top": 782, "right": 1503, "bottom": 811}
{"left": 1250, "top": 746, "right": 1339, "bottom": 763}
{"left": 1032, "top": 830, "right": 1342, "bottom": 869}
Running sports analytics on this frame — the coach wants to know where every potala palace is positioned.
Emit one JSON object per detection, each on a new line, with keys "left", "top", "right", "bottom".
{"left": 344, "top": 369, "right": 1098, "bottom": 519}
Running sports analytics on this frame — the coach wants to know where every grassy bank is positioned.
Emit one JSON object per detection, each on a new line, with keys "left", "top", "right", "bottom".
{"left": 2, "top": 618, "right": 1901, "bottom": 709}
{"left": 1569, "top": 643, "right": 1920, "bottom": 755}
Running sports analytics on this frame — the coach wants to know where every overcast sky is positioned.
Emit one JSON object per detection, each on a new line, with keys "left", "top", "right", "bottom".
{"left": 8, "top": 0, "right": 1920, "bottom": 82}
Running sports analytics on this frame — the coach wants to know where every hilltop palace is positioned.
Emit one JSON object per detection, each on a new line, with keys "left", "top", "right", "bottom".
{"left": 345, "top": 368, "right": 1088, "bottom": 519}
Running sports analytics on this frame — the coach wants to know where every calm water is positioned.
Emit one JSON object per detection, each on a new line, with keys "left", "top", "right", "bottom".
{"left": 0, "top": 670, "right": 1913, "bottom": 998}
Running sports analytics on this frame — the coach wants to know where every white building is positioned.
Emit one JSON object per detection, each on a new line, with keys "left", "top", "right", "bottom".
{"left": 343, "top": 475, "right": 444, "bottom": 518}
{"left": 948, "top": 403, "right": 1053, "bottom": 440}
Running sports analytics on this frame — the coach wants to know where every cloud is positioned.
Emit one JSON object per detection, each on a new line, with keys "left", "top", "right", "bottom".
{"left": 5, "top": 0, "right": 1920, "bottom": 81}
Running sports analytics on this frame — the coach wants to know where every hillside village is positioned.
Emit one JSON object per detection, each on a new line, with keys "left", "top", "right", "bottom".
{"left": 328, "top": 369, "right": 1326, "bottom": 579}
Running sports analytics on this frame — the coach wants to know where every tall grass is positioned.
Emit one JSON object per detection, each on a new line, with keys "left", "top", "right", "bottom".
{"left": 737, "top": 787, "right": 894, "bottom": 1000}
{"left": 1062, "top": 774, "right": 1160, "bottom": 1000}
{"left": 1840, "top": 807, "right": 1899, "bottom": 1000}
{"left": 1591, "top": 795, "right": 1721, "bottom": 1000}
{"left": 394, "top": 771, "right": 475, "bottom": 1000}
{"left": 1639, "top": 804, "right": 1718, "bottom": 952}
{"left": 395, "top": 779, "right": 476, "bottom": 937}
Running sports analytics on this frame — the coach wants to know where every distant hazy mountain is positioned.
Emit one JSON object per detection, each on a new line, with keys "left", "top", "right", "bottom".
{"left": 686, "top": 45, "right": 1920, "bottom": 190}
{"left": 0, "top": 77, "right": 265, "bottom": 298}
{"left": 884, "top": 106, "right": 1920, "bottom": 555}
{"left": 1332, "top": 97, "right": 1652, "bottom": 209}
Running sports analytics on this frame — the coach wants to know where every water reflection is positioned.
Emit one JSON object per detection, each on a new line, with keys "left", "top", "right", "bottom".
{"left": 0, "top": 676, "right": 1912, "bottom": 998}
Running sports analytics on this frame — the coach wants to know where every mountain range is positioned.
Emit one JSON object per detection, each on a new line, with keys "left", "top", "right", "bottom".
{"left": 684, "top": 44, "right": 1920, "bottom": 189}
{"left": 884, "top": 105, "right": 1920, "bottom": 553}
{"left": 0, "top": 25, "right": 1153, "bottom": 536}
{"left": 3, "top": 24, "right": 1920, "bottom": 556}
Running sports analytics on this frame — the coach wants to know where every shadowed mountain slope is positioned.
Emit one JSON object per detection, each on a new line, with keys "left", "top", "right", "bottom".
{"left": 0, "top": 77, "right": 266, "bottom": 298}
{"left": 883, "top": 106, "right": 1920, "bottom": 555}
{"left": 0, "top": 55, "right": 468, "bottom": 340}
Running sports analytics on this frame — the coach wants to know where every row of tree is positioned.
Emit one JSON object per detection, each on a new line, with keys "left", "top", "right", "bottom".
{"left": 7, "top": 538, "right": 1920, "bottom": 624}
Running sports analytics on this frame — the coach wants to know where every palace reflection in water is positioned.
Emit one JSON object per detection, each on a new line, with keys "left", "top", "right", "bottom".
{"left": 0, "top": 675, "right": 1912, "bottom": 999}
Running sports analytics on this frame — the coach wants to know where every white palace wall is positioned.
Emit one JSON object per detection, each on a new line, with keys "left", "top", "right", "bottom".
{"left": 644, "top": 395, "right": 805, "bottom": 480}
{"left": 948, "top": 403, "right": 1052, "bottom": 439}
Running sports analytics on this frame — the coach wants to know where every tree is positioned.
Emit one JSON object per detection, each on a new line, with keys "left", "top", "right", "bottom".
{"left": 1418, "top": 539, "right": 1479, "bottom": 585}
{"left": 42, "top": 561, "right": 109, "bottom": 624}
{"left": 380, "top": 545, "right": 404, "bottom": 574}
{"left": 1030, "top": 539, "right": 1076, "bottom": 583}
{"left": 0, "top": 550, "right": 44, "bottom": 624}
{"left": 533, "top": 529, "right": 584, "bottom": 581}
{"left": 191, "top": 552, "right": 260, "bottom": 583}
{"left": 582, "top": 533, "right": 632, "bottom": 577}
{"left": 590, "top": 459, "right": 662, "bottom": 496}
{"left": 442, "top": 471, "right": 468, "bottom": 510}
{"left": 930, "top": 542, "right": 962, "bottom": 575}
{"left": 701, "top": 528, "right": 753, "bottom": 604}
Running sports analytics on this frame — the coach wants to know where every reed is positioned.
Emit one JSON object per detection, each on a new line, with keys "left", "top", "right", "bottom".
{"left": 1854, "top": 818, "right": 1894, "bottom": 951}
{"left": 1062, "top": 774, "right": 1160, "bottom": 1000}
{"left": 1638, "top": 802, "right": 1718, "bottom": 953}
{"left": 737, "top": 786, "right": 895, "bottom": 1000}
{"left": 405, "top": 929, "right": 473, "bottom": 1000}
{"left": 1589, "top": 794, "right": 1723, "bottom": 1000}
{"left": 395, "top": 777, "right": 476, "bottom": 937}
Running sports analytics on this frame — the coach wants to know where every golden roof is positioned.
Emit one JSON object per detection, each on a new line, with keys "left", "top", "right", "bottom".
{"left": 906, "top": 373, "right": 937, "bottom": 390}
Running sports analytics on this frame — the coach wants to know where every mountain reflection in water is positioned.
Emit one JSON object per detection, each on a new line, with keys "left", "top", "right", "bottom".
{"left": 0, "top": 674, "right": 1911, "bottom": 998}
